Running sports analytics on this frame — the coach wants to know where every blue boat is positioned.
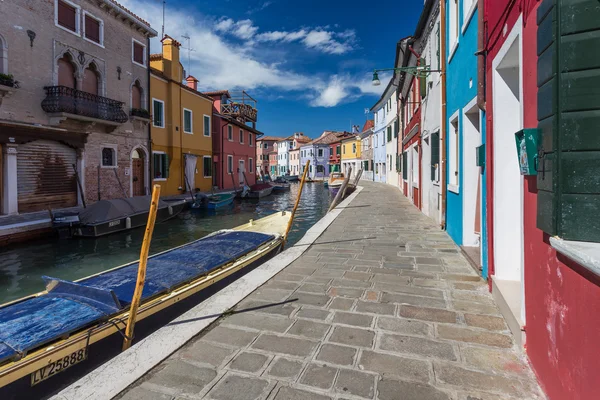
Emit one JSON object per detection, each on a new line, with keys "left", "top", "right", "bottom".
{"left": 206, "top": 193, "right": 236, "bottom": 209}
{"left": 0, "top": 212, "right": 290, "bottom": 388}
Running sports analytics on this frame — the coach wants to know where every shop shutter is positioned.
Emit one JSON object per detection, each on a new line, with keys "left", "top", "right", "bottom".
{"left": 402, "top": 151, "right": 408, "bottom": 180}
{"left": 431, "top": 131, "right": 440, "bottom": 181}
{"left": 17, "top": 140, "right": 77, "bottom": 213}
{"left": 536, "top": 0, "right": 600, "bottom": 241}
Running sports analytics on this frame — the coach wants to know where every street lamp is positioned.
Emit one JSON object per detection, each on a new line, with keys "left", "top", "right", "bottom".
{"left": 371, "top": 59, "right": 441, "bottom": 86}
{"left": 372, "top": 71, "right": 381, "bottom": 86}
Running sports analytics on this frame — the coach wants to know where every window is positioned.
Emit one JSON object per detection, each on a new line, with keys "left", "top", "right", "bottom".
{"left": 228, "top": 125, "right": 233, "bottom": 141}
{"left": 58, "top": 55, "right": 76, "bottom": 88}
{"left": 449, "top": 0, "right": 459, "bottom": 54}
{"left": 329, "top": 148, "right": 333, "bottom": 156}
{"left": 431, "top": 131, "right": 440, "bottom": 182}
{"left": 132, "top": 80, "right": 143, "bottom": 109}
{"left": 56, "top": 0, "right": 80, "bottom": 34}
{"left": 353, "top": 143, "right": 356, "bottom": 153}
{"left": 336, "top": 146, "right": 341, "bottom": 155}
{"left": 448, "top": 114, "right": 459, "bottom": 190}
{"left": 249, "top": 158, "right": 254, "bottom": 173}
{"left": 132, "top": 39, "right": 146, "bottom": 66}
{"left": 152, "top": 99, "right": 164, "bottom": 128}
{"left": 249, "top": 133, "right": 253, "bottom": 146}
{"left": 387, "top": 126, "right": 392, "bottom": 142}
{"left": 227, "top": 155, "right": 233, "bottom": 174}
{"left": 101, "top": 147, "right": 116, "bottom": 167}
{"left": 239, "top": 129, "right": 244, "bottom": 143}
{"left": 412, "top": 146, "right": 420, "bottom": 186}
{"left": 463, "top": 0, "right": 476, "bottom": 26}
{"left": 203, "top": 156, "right": 212, "bottom": 177}
{"left": 402, "top": 152, "right": 408, "bottom": 180}
{"left": 153, "top": 152, "right": 169, "bottom": 179}
{"left": 343, "top": 145, "right": 346, "bottom": 155}
{"left": 82, "top": 64, "right": 99, "bottom": 95}
{"left": 83, "top": 12, "right": 103, "bottom": 46}
{"left": 183, "top": 109, "right": 193, "bottom": 134}
{"left": 203, "top": 115, "right": 211, "bottom": 136}
{"left": 318, "top": 149, "right": 323, "bottom": 157}
{"left": 394, "top": 120, "right": 399, "bottom": 138}
{"left": 317, "top": 165, "right": 324, "bottom": 173}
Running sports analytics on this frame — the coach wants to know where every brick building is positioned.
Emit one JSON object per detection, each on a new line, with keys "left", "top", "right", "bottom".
{"left": 0, "top": 0, "right": 156, "bottom": 214}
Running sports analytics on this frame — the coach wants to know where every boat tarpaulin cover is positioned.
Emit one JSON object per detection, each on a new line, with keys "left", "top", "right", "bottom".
{"left": 0, "top": 231, "right": 275, "bottom": 364}
{"left": 78, "top": 196, "right": 169, "bottom": 225}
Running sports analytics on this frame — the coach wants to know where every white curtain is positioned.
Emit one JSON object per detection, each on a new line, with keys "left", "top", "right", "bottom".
{"left": 185, "top": 154, "right": 198, "bottom": 192}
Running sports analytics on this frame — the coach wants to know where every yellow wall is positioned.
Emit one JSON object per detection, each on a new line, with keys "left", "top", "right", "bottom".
{"left": 150, "top": 42, "right": 214, "bottom": 196}
{"left": 341, "top": 138, "right": 361, "bottom": 161}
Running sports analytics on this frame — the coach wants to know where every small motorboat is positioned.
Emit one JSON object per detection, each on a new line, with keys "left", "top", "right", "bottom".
{"left": 283, "top": 175, "right": 299, "bottom": 182}
{"left": 270, "top": 177, "right": 291, "bottom": 193}
{"left": 0, "top": 212, "right": 290, "bottom": 390}
{"left": 248, "top": 183, "right": 274, "bottom": 198}
{"left": 193, "top": 192, "right": 236, "bottom": 210}
{"left": 52, "top": 196, "right": 186, "bottom": 238}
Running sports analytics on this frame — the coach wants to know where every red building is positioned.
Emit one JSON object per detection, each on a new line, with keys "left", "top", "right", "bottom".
{"left": 256, "top": 136, "right": 282, "bottom": 177}
{"left": 204, "top": 91, "right": 263, "bottom": 190}
{"left": 485, "top": 1, "right": 600, "bottom": 399}
{"left": 400, "top": 65, "right": 422, "bottom": 209}
{"left": 327, "top": 132, "right": 353, "bottom": 172}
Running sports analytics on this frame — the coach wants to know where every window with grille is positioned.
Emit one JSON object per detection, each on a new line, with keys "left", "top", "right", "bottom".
{"left": 101, "top": 147, "right": 116, "bottom": 167}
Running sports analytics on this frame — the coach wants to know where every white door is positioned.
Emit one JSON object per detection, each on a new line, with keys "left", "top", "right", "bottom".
{"left": 239, "top": 159, "right": 245, "bottom": 186}
{"left": 463, "top": 101, "right": 482, "bottom": 247}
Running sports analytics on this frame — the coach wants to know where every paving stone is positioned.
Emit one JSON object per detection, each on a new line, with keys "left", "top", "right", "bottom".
{"left": 251, "top": 334, "right": 317, "bottom": 356}
{"left": 265, "top": 281, "right": 301, "bottom": 291}
{"left": 178, "top": 341, "right": 234, "bottom": 367}
{"left": 333, "top": 311, "right": 373, "bottom": 328}
{"left": 413, "top": 278, "right": 449, "bottom": 289}
{"left": 287, "top": 319, "right": 330, "bottom": 339}
{"left": 248, "top": 288, "right": 293, "bottom": 302}
{"left": 462, "top": 346, "right": 530, "bottom": 375}
{"left": 300, "top": 363, "right": 338, "bottom": 390}
{"left": 399, "top": 305, "right": 458, "bottom": 323}
{"left": 329, "top": 326, "right": 375, "bottom": 347}
{"left": 363, "top": 290, "right": 380, "bottom": 302}
{"left": 343, "top": 271, "right": 372, "bottom": 281}
{"left": 377, "top": 378, "right": 450, "bottom": 400}
{"left": 236, "top": 300, "right": 296, "bottom": 317}
{"left": 119, "top": 387, "right": 173, "bottom": 400}
{"left": 292, "top": 292, "right": 331, "bottom": 307}
{"left": 346, "top": 259, "right": 381, "bottom": 267}
{"left": 437, "top": 325, "right": 513, "bottom": 348}
{"left": 208, "top": 373, "right": 269, "bottom": 400}
{"left": 229, "top": 352, "right": 269, "bottom": 373}
{"left": 201, "top": 326, "right": 258, "bottom": 348}
{"left": 298, "top": 283, "right": 329, "bottom": 294}
{"left": 223, "top": 312, "right": 293, "bottom": 333}
{"left": 381, "top": 292, "right": 447, "bottom": 308}
{"left": 273, "top": 386, "right": 332, "bottom": 400}
{"left": 265, "top": 357, "right": 304, "bottom": 379}
{"left": 371, "top": 274, "right": 411, "bottom": 285}
{"left": 316, "top": 343, "right": 356, "bottom": 366}
{"left": 320, "top": 263, "right": 354, "bottom": 271}
{"left": 274, "top": 273, "right": 306, "bottom": 283}
{"left": 452, "top": 291, "right": 496, "bottom": 305}
{"left": 379, "top": 333, "right": 457, "bottom": 361}
{"left": 415, "top": 257, "right": 443, "bottom": 265}
{"left": 452, "top": 282, "right": 484, "bottom": 291}
{"left": 382, "top": 262, "right": 415, "bottom": 270}
{"left": 355, "top": 300, "right": 396, "bottom": 316}
{"left": 369, "top": 267, "right": 406, "bottom": 276}
{"left": 358, "top": 351, "right": 430, "bottom": 383}
{"left": 442, "top": 274, "right": 482, "bottom": 282}
{"left": 331, "top": 278, "right": 372, "bottom": 289}
{"left": 305, "top": 276, "right": 333, "bottom": 284}
{"left": 334, "top": 369, "right": 375, "bottom": 399}
{"left": 296, "top": 307, "right": 331, "bottom": 320}
{"left": 313, "top": 269, "right": 345, "bottom": 278}
{"left": 464, "top": 314, "right": 507, "bottom": 331}
{"left": 286, "top": 266, "right": 318, "bottom": 275}
{"left": 376, "top": 316, "right": 432, "bottom": 336}
{"left": 374, "top": 282, "right": 445, "bottom": 298}
{"left": 145, "top": 360, "right": 217, "bottom": 396}
{"left": 329, "top": 297, "right": 355, "bottom": 311}
{"left": 400, "top": 270, "right": 439, "bottom": 279}
{"left": 353, "top": 266, "right": 371, "bottom": 272}
{"left": 355, "top": 254, "right": 384, "bottom": 262}
{"left": 434, "top": 362, "right": 540, "bottom": 398}
{"left": 451, "top": 300, "right": 500, "bottom": 315}
{"left": 417, "top": 264, "right": 447, "bottom": 272}
{"left": 328, "top": 287, "right": 364, "bottom": 298}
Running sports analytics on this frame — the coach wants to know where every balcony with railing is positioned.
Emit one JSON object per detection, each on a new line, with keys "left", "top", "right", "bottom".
{"left": 220, "top": 91, "right": 258, "bottom": 123}
{"left": 42, "top": 86, "right": 128, "bottom": 126}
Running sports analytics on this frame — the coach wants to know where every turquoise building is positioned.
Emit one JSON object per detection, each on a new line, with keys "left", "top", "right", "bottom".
{"left": 445, "top": 0, "right": 488, "bottom": 277}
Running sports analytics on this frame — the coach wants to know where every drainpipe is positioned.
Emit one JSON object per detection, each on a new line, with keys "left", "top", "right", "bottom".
{"left": 221, "top": 120, "right": 227, "bottom": 189}
{"left": 147, "top": 35, "right": 152, "bottom": 195}
{"left": 476, "top": 0, "right": 486, "bottom": 111}
{"left": 440, "top": 0, "right": 448, "bottom": 230}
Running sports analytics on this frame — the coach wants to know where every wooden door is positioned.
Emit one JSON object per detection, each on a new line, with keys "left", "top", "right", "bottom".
{"left": 132, "top": 158, "right": 145, "bottom": 196}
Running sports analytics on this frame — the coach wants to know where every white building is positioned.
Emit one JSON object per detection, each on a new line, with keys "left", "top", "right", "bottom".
{"left": 277, "top": 132, "right": 308, "bottom": 176}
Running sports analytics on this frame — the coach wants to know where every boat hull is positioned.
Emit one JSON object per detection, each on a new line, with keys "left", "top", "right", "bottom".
{"left": 206, "top": 193, "right": 236, "bottom": 210}
{"left": 248, "top": 187, "right": 274, "bottom": 198}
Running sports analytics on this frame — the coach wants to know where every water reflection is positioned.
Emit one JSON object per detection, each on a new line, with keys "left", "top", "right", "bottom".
{"left": 0, "top": 183, "right": 330, "bottom": 303}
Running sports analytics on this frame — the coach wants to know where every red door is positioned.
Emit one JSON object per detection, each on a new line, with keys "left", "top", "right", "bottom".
{"left": 132, "top": 158, "right": 145, "bottom": 196}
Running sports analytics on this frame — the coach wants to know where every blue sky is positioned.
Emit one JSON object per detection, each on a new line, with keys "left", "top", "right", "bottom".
{"left": 121, "top": 0, "right": 425, "bottom": 138}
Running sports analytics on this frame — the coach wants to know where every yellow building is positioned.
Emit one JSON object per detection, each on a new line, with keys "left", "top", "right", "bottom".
{"left": 340, "top": 135, "right": 362, "bottom": 177}
{"left": 149, "top": 35, "right": 214, "bottom": 195}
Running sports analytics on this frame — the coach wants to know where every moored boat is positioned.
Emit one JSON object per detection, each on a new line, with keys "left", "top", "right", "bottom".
{"left": 0, "top": 212, "right": 290, "bottom": 389}
{"left": 52, "top": 196, "right": 187, "bottom": 238}
{"left": 194, "top": 192, "right": 236, "bottom": 209}
{"left": 248, "top": 183, "right": 274, "bottom": 198}
{"left": 284, "top": 175, "right": 299, "bottom": 182}
{"left": 270, "top": 177, "right": 291, "bottom": 193}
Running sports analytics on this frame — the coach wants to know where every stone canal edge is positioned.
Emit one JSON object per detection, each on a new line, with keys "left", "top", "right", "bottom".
{"left": 51, "top": 187, "right": 365, "bottom": 400}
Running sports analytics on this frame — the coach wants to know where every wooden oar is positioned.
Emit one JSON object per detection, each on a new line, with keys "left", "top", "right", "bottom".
{"left": 122, "top": 184, "right": 161, "bottom": 351}
{"left": 282, "top": 160, "right": 310, "bottom": 249}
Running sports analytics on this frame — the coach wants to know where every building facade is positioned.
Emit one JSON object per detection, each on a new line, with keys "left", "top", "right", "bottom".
{"left": 277, "top": 132, "right": 308, "bottom": 176}
{"left": 256, "top": 136, "right": 281, "bottom": 177}
{"left": 341, "top": 135, "right": 361, "bottom": 178}
{"left": 0, "top": 0, "right": 156, "bottom": 214}
{"left": 371, "top": 76, "right": 399, "bottom": 184}
{"left": 359, "top": 121, "right": 374, "bottom": 181}
{"left": 300, "top": 131, "right": 341, "bottom": 180}
{"left": 289, "top": 148, "right": 300, "bottom": 176}
{"left": 205, "top": 90, "right": 261, "bottom": 190}
{"left": 149, "top": 37, "right": 214, "bottom": 196}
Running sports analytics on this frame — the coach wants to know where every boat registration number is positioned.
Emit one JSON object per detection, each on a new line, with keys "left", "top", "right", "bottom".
{"left": 31, "top": 349, "right": 87, "bottom": 386}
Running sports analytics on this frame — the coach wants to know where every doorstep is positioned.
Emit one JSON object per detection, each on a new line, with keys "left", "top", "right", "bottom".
{"left": 461, "top": 245, "right": 482, "bottom": 275}
{"left": 491, "top": 277, "right": 525, "bottom": 348}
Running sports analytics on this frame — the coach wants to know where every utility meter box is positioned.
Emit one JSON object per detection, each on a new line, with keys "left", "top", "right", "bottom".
{"left": 514, "top": 129, "right": 540, "bottom": 176}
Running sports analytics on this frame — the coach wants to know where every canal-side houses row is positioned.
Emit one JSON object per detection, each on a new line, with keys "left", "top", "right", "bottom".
{"left": 360, "top": 1, "right": 600, "bottom": 398}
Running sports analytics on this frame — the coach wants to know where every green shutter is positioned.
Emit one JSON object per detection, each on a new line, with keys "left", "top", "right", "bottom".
{"left": 420, "top": 58, "right": 427, "bottom": 99}
{"left": 402, "top": 152, "right": 408, "bottom": 180}
{"left": 387, "top": 126, "right": 392, "bottom": 142}
{"left": 536, "top": 0, "right": 600, "bottom": 241}
{"left": 431, "top": 131, "right": 440, "bottom": 181}
{"left": 394, "top": 121, "right": 399, "bottom": 138}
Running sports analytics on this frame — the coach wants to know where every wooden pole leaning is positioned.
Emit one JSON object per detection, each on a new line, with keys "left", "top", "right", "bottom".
{"left": 283, "top": 160, "right": 310, "bottom": 249}
{"left": 328, "top": 166, "right": 352, "bottom": 212}
{"left": 122, "top": 184, "right": 161, "bottom": 351}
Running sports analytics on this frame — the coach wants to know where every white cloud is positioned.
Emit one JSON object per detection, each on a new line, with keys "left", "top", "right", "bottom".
{"left": 215, "top": 18, "right": 258, "bottom": 40}
{"left": 117, "top": 0, "right": 383, "bottom": 108}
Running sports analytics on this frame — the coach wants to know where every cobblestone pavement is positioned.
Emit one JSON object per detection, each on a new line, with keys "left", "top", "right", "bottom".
{"left": 117, "top": 182, "right": 544, "bottom": 400}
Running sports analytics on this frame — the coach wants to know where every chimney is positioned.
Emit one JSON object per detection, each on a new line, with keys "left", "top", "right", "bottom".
{"left": 186, "top": 75, "right": 198, "bottom": 90}
{"left": 161, "top": 35, "right": 182, "bottom": 81}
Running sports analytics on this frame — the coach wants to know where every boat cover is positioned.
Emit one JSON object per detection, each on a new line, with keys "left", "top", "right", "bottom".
{"left": 0, "top": 231, "right": 275, "bottom": 364}
{"left": 78, "top": 196, "right": 169, "bottom": 225}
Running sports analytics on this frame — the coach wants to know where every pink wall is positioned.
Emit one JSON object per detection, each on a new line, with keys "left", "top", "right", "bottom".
{"left": 486, "top": 2, "right": 600, "bottom": 399}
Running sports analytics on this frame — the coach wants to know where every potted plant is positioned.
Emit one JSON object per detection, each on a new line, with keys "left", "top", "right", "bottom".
{"left": 0, "top": 73, "right": 19, "bottom": 88}
{"left": 130, "top": 108, "right": 150, "bottom": 119}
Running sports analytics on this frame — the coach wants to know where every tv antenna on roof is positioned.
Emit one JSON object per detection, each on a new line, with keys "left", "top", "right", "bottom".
{"left": 181, "top": 34, "right": 195, "bottom": 79}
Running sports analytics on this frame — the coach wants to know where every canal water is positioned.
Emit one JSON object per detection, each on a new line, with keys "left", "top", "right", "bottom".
{"left": 0, "top": 183, "right": 330, "bottom": 304}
